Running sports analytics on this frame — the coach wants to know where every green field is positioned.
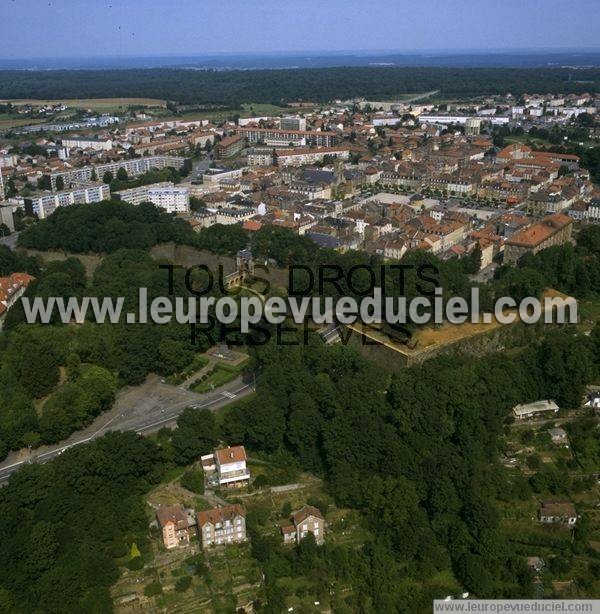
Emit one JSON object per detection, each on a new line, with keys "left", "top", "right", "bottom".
{"left": 190, "top": 360, "right": 248, "bottom": 393}
{"left": 0, "top": 97, "right": 166, "bottom": 110}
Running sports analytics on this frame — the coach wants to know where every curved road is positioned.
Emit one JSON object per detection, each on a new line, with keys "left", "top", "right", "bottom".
{"left": 0, "top": 373, "right": 254, "bottom": 484}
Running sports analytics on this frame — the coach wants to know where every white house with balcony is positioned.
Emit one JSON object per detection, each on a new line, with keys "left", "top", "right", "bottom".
{"left": 214, "top": 445, "right": 250, "bottom": 488}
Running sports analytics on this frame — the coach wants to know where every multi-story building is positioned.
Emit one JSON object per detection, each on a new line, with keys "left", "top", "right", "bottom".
{"left": 215, "top": 208, "right": 256, "bottom": 225}
{"left": 114, "top": 182, "right": 189, "bottom": 213}
{"left": 61, "top": 136, "right": 113, "bottom": 151}
{"left": 156, "top": 505, "right": 196, "bottom": 549}
{"left": 197, "top": 504, "right": 247, "bottom": 547}
{"left": 24, "top": 183, "right": 110, "bottom": 219}
{"left": 247, "top": 148, "right": 276, "bottom": 166}
{"left": 215, "top": 445, "right": 251, "bottom": 488}
{"left": 0, "top": 204, "right": 14, "bottom": 232}
{"left": 465, "top": 117, "right": 482, "bottom": 136}
{"left": 202, "top": 167, "right": 246, "bottom": 186}
{"left": 276, "top": 147, "right": 350, "bottom": 167}
{"left": 47, "top": 155, "right": 187, "bottom": 190}
{"left": 216, "top": 134, "right": 246, "bottom": 159}
{"left": 503, "top": 213, "right": 573, "bottom": 264}
{"left": 289, "top": 181, "right": 332, "bottom": 201}
{"left": 419, "top": 115, "right": 509, "bottom": 126}
{"left": 280, "top": 116, "right": 307, "bottom": 131}
{"left": 238, "top": 127, "right": 338, "bottom": 148}
{"left": 281, "top": 505, "right": 325, "bottom": 545}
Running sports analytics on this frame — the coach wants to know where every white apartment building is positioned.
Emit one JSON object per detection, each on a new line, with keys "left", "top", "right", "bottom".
{"left": 419, "top": 115, "right": 510, "bottom": 126}
{"left": 48, "top": 155, "right": 186, "bottom": 189}
{"left": 25, "top": 183, "right": 110, "bottom": 219}
{"left": 276, "top": 147, "right": 350, "bottom": 167}
{"left": 115, "top": 182, "right": 189, "bottom": 213}
{"left": 61, "top": 137, "right": 113, "bottom": 151}
{"left": 202, "top": 167, "right": 245, "bottom": 186}
{"left": 238, "top": 127, "right": 337, "bottom": 148}
{"left": 247, "top": 149, "right": 275, "bottom": 166}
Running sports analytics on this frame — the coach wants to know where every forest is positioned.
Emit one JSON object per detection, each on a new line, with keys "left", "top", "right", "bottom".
{"left": 0, "top": 323, "right": 598, "bottom": 612}
{"left": 0, "top": 66, "right": 597, "bottom": 105}
{"left": 1, "top": 201, "right": 600, "bottom": 610}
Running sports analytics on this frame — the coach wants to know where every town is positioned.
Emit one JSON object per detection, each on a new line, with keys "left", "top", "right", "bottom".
{"left": 1, "top": 2, "right": 600, "bottom": 612}
{"left": 1, "top": 92, "right": 598, "bottom": 269}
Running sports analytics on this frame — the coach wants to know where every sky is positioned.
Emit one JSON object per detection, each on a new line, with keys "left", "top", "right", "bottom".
{"left": 1, "top": 0, "right": 599, "bottom": 59}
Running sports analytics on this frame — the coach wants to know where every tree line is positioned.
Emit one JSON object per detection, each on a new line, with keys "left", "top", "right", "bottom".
{"left": 0, "top": 66, "right": 596, "bottom": 105}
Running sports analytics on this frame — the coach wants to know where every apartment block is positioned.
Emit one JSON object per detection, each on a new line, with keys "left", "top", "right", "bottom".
{"left": 24, "top": 183, "right": 110, "bottom": 219}
{"left": 280, "top": 116, "right": 307, "bottom": 131}
{"left": 238, "top": 127, "right": 338, "bottom": 148}
{"left": 114, "top": 181, "right": 189, "bottom": 213}
{"left": 216, "top": 134, "right": 246, "bottom": 159}
{"left": 47, "top": 155, "right": 187, "bottom": 190}
{"left": 61, "top": 136, "right": 113, "bottom": 151}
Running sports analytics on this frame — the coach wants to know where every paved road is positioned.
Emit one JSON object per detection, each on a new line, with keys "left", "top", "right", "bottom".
{"left": 0, "top": 373, "right": 254, "bottom": 484}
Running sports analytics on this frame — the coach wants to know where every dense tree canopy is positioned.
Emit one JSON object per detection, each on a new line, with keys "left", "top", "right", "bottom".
{"left": 0, "top": 66, "right": 596, "bottom": 105}
{"left": 18, "top": 200, "right": 198, "bottom": 253}
{"left": 0, "top": 432, "right": 167, "bottom": 613}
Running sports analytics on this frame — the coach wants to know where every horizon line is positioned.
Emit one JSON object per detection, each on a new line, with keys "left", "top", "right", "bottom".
{"left": 2, "top": 47, "right": 600, "bottom": 62}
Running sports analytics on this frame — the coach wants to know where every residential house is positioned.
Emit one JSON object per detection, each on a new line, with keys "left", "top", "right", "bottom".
{"left": 512, "top": 400, "right": 559, "bottom": 420}
{"left": 215, "top": 445, "right": 251, "bottom": 488}
{"left": 539, "top": 500, "right": 578, "bottom": 525}
{"left": 548, "top": 427, "right": 569, "bottom": 446}
{"left": 156, "top": 505, "right": 195, "bottom": 549}
{"left": 281, "top": 505, "right": 325, "bottom": 545}
{"left": 197, "top": 504, "right": 247, "bottom": 547}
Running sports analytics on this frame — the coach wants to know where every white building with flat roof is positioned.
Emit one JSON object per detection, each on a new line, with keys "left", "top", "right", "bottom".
{"left": 115, "top": 181, "right": 189, "bottom": 213}
{"left": 513, "top": 400, "right": 559, "bottom": 420}
{"left": 61, "top": 136, "right": 113, "bottom": 152}
{"left": 48, "top": 155, "right": 187, "bottom": 190}
{"left": 25, "top": 183, "right": 110, "bottom": 219}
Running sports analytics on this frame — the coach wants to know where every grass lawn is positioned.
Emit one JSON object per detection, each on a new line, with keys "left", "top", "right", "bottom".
{"left": 190, "top": 360, "right": 248, "bottom": 393}
{"left": 166, "top": 353, "right": 210, "bottom": 385}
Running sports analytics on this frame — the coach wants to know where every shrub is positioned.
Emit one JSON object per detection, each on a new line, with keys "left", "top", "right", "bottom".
{"left": 175, "top": 576, "right": 192, "bottom": 592}
{"left": 180, "top": 470, "right": 205, "bottom": 494}
{"left": 144, "top": 582, "right": 162, "bottom": 597}
{"left": 126, "top": 556, "right": 144, "bottom": 571}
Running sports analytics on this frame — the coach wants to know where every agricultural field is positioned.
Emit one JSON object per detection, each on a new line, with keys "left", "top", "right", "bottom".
{"left": 143, "top": 102, "right": 312, "bottom": 124}
{"left": 0, "top": 97, "right": 167, "bottom": 110}
{"left": 0, "top": 114, "right": 47, "bottom": 129}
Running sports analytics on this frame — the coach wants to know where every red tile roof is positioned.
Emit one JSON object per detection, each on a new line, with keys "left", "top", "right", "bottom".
{"left": 215, "top": 445, "right": 247, "bottom": 465}
{"left": 197, "top": 504, "right": 245, "bottom": 527}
